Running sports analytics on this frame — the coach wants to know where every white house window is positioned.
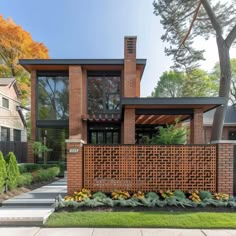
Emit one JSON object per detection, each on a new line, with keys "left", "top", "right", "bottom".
{"left": 2, "top": 97, "right": 9, "bottom": 109}
{"left": 13, "top": 129, "right": 21, "bottom": 142}
{"left": 1, "top": 126, "right": 10, "bottom": 141}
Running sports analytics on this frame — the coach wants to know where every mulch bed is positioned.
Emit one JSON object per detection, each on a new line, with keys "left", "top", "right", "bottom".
{"left": 56, "top": 205, "right": 236, "bottom": 213}
{"left": 0, "top": 178, "right": 59, "bottom": 205}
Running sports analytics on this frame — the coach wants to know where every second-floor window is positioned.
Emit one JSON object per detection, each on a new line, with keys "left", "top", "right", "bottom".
{"left": 87, "top": 71, "right": 121, "bottom": 115}
{"left": 2, "top": 97, "right": 9, "bottom": 109}
{"left": 37, "top": 72, "right": 69, "bottom": 120}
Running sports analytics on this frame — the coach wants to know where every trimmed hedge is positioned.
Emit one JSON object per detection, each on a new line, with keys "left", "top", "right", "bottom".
{"left": 5, "top": 152, "right": 20, "bottom": 190}
{"left": 17, "top": 173, "right": 33, "bottom": 187}
{"left": 32, "top": 167, "right": 60, "bottom": 183}
{"left": 0, "top": 151, "right": 7, "bottom": 193}
{"left": 19, "top": 162, "right": 66, "bottom": 177}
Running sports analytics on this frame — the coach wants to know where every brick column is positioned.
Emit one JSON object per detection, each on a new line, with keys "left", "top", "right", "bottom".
{"left": 123, "top": 108, "right": 135, "bottom": 144}
{"left": 214, "top": 141, "right": 235, "bottom": 195}
{"left": 69, "top": 66, "right": 83, "bottom": 139}
{"left": 67, "top": 66, "right": 84, "bottom": 194}
{"left": 66, "top": 140, "right": 83, "bottom": 194}
{"left": 27, "top": 140, "right": 34, "bottom": 163}
{"left": 124, "top": 36, "right": 137, "bottom": 97}
{"left": 28, "top": 70, "right": 36, "bottom": 163}
{"left": 190, "top": 109, "right": 203, "bottom": 144}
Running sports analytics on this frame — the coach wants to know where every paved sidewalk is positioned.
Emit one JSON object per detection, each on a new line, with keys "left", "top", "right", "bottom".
{"left": 0, "top": 178, "right": 67, "bottom": 226}
{"left": 0, "top": 228, "right": 236, "bottom": 236}
{"left": 2, "top": 178, "right": 67, "bottom": 207}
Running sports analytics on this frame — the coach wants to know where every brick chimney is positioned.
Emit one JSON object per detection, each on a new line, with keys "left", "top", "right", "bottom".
{"left": 124, "top": 36, "right": 138, "bottom": 97}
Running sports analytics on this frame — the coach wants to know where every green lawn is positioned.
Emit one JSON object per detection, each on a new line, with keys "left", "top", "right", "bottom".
{"left": 46, "top": 211, "right": 236, "bottom": 228}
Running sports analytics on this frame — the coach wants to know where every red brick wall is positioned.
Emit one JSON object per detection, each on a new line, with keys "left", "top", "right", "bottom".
{"left": 217, "top": 143, "right": 234, "bottom": 194}
{"left": 124, "top": 37, "right": 137, "bottom": 97}
{"left": 204, "top": 126, "right": 236, "bottom": 143}
{"left": 66, "top": 141, "right": 83, "bottom": 194}
{"left": 30, "top": 71, "right": 36, "bottom": 141}
{"left": 69, "top": 66, "right": 83, "bottom": 139}
{"left": 190, "top": 109, "right": 204, "bottom": 144}
{"left": 28, "top": 71, "right": 36, "bottom": 163}
{"left": 83, "top": 145, "right": 217, "bottom": 192}
{"left": 123, "top": 108, "right": 135, "bottom": 144}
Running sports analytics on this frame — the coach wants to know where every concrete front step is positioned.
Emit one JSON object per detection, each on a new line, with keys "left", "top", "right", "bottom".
{"left": 0, "top": 207, "right": 54, "bottom": 226}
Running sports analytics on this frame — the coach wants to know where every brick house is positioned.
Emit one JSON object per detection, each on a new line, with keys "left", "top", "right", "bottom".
{"left": 20, "top": 37, "right": 235, "bottom": 195}
{"left": 203, "top": 106, "right": 236, "bottom": 143}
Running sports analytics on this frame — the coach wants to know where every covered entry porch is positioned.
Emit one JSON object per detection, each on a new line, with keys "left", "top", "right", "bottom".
{"left": 122, "top": 97, "right": 225, "bottom": 144}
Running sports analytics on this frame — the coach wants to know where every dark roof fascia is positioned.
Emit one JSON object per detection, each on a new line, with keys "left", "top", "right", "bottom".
{"left": 19, "top": 58, "right": 147, "bottom": 66}
{"left": 16, "top": 106, "right": 27, "bottom": 128}
{"left": 122, "top": 97, "right": 226, "bottom": 107}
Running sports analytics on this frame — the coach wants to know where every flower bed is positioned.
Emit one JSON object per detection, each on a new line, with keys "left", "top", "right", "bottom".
{"left": 54, "top": 189, "right": 236, "bottom": 211}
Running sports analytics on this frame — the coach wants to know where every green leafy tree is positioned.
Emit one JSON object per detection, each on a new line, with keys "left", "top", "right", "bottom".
{"left": 153, "top": 0, "right": 236, "bottom": 141}
{"left": 151, "top": 119, "right": 188, "bottom": 145}
{"left": 152, "top": 69, "right": 218, "bottom": 97}
{"left": 5, "top": 152, "right": 20, "bottom": 190}
{"left": 0, "top": 151, "right": 7, "bottom": 193}
{"left": 0, "top": 15, "right": 49, "bottom": 105}
{"left": 151, "top": 71, "right": 184, "bottom": 97}
{"left": 211, "top": 59, "right": 236, "bottom": 105}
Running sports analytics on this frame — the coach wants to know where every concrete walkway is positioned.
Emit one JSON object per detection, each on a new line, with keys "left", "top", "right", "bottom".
{"left": 0, "top": 228, "right": 236, "bottom": 236}
{"left": 0, "top": 178, "right": 67, "bottom": 226}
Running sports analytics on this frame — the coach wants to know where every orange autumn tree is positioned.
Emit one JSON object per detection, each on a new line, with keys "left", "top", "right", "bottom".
{"left": 0, "top": 15, "right": 49, "bottom": 104}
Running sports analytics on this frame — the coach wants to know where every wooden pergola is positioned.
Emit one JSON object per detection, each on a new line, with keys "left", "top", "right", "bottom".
{"left": 122, "top": 97, "right": 226, "bottom": 144}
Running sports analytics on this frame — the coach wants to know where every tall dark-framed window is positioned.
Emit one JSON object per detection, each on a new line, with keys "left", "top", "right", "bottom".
{"left": 88, "top": 123, "right": 120, "bottom": 144}
{"left": 87, "top": 71, "right": 121, "bottom": 116}
{"left": 1, "top": 126, "right": 10, "bottom": 141}
{"left": 2, "top": 97, "right": 9, "bottom": 109}
{"left": 37, "top": 71, "right": 69, "bottom": 121}
{"left": 13, "top": 129, "right": 21, "bottom": 142}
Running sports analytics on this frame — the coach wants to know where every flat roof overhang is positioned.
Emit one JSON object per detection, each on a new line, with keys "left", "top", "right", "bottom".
{"left": 122, "top": 97, "right": 226, "bottom": 125}
{"left": 19, "top": 59, "right": 146, "bottom": 77}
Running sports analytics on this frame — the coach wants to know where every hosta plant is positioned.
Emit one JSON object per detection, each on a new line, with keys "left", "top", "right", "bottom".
{"left": 112, "top": 190, "right": 130, "bottom": 199}
{"left": 132, "top": 191, "right": 145, "bottom": 200}
{"left": 189, "top": 190, "right": 201, "bottom": 203}
{"left": 159, "top": 190, "right": 173, "bottom": 199}
{"left": 214, "top": 193, "right": 229, "bottom": 201}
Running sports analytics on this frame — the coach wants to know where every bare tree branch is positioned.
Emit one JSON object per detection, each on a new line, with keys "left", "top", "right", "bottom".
{"left": 201, "top": 0, "right": 223, "bottom": 36}
{"left": 179, "top": 0, "right": 203, "bottom": 48}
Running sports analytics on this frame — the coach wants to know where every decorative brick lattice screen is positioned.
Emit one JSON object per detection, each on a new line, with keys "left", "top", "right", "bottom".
{"left": 83, "top": 145, "right": 217, "bottom": 192}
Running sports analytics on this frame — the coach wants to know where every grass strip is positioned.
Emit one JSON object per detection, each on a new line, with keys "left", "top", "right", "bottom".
{"left": 46, "top": 211, "right": 236, "bottom": 228}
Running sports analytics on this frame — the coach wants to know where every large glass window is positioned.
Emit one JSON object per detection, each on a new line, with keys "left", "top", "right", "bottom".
{"left": 88, "top": 123, "right": 120, "bottom": 144}
{"left": 87, "top": 72, "right": 120, "bottom": 115}
{"left": 37, "top": 72, "right": 69, "bottom": 120}
{"left": 36, "top": 127, "right": 69, "bottom": 163}
{"left": 1, "top": 126, "right": 10, "bottom": 141}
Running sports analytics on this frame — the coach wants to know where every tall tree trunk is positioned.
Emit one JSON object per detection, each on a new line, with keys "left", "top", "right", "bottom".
{"left": 210, "top": 36, "right": 231, "bottom": 141}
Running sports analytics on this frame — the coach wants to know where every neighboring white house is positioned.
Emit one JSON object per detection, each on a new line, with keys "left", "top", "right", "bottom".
{"left": 0, "top": 78, "right": 27, "bottom": 142}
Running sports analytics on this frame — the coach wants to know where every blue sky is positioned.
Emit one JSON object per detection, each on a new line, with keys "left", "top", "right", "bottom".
{"left": 1, "top": 0, "right": 236, "bottom": 96}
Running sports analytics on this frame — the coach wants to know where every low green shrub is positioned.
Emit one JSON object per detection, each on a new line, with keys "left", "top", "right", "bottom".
{"left": 199, "top": 190, "right": 213, "bottom": 200}
{"left": 5, "top": 152, "right": 20, "bottom": 190}
{"left": 17, "top": 173, "right": 33, "bottom": 187}
{"left": 146, "top": 192, "right": 159, "bottom": 200}
{"left": 18, "top": 164, "right": 27, "bottom": 174}
{"left": 174, "top": 190, "right": 186, "bottom": 199}
{"left": 92, "top": 191, "right": 107, "bottom": 199}
{"left": 33, "top": 167, "right": 60, "bottom": 182}
{"left": 0, "top": 151, "right": 7, "bottom": 193}
{"left": 21, "top": 163, "right": 41, "bottom": 172}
